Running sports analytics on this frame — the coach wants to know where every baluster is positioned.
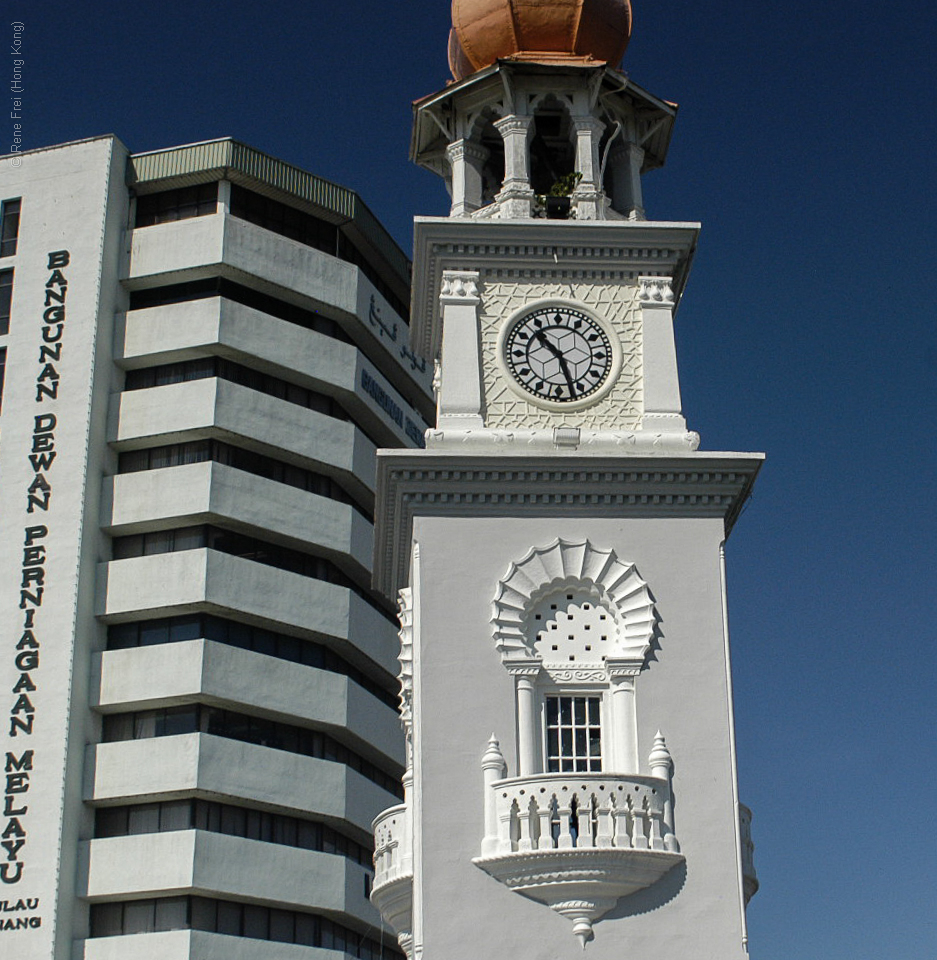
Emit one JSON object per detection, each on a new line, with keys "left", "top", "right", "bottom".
{"left": 517, "top": 796, "right": 534, "bottom": 851}
{"left": 557, "top": 796, "right": 574, "bottom": 849}
{"left": 498, "top": 799, "right": 516, "bottom": 854}
{"left": 612, "top": 798, "right": 630, "bottom": 848}
{"left": 631, "top": 798, "right": 649, "bottom": 850}
{"left": 595, "top": 794, "right": 613, "bottom": 848}
{"left": 536, "top": 795, "right": 554, "bottom": 850}
{"left": 648, "top": 807, "right": 665, "bottom": 851}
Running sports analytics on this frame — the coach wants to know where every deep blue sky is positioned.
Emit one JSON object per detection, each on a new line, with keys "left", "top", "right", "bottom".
{"left": 9, "top": 1, "right": 937, "bottom": 956}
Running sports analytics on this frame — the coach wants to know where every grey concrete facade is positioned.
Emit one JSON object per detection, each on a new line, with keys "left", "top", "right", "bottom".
{"left": 0, "top": 137, "right": 431, "bottom": 959}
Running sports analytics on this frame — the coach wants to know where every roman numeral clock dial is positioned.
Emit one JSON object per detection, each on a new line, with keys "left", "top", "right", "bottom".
{"left": 502, "top": 305, "right": 617, "bottom": 408}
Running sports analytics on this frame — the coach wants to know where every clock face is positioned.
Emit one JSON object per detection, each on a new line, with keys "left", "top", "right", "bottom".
{"left": 504, "top": 306, "right": 614, "bottom": 404}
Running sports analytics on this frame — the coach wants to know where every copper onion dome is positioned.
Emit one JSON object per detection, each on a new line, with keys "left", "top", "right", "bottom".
{"left": 449, "top": 0, "right": 633, "bottom": 80}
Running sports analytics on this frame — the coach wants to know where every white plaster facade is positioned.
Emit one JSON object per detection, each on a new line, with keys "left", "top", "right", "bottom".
{"left": 370, "top": 45, "right": 763, "bottom": 960}
{"left": 0, "top": 138, "right": 432, "bottom": 959}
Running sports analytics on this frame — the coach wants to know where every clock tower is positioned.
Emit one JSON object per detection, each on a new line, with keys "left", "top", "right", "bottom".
{"left": 370, "top": 3, "right": 763, "bottom": 959}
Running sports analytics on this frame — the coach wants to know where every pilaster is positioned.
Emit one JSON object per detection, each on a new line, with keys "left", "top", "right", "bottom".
{"left": 436, "top": 270, "right": 484, "bottom": 431}
{"left": 606, "top": 661, "right": 641, "bottom": 773}
{"left": 639, "top": 276, "right": 687, "bottom": 434}
{"left": 505, "top": 659, "right": 543, "bottom": 776}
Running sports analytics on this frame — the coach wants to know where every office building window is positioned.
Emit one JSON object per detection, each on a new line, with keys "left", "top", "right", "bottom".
{"left": 128, "top": 277, "right": 354, "bottom": 345}
{"left": 89, "top": 897, "right": 403, "bottom": 959}
{"left": 0, "top": 198, "right": 20, "bottom": 257}
{"left": 0, "top": 269, "right": 12, "bottom": 335}
{"left": 94, "top": 799, "right": 374, "bottom": 867}
{"left": 110, "top": 524, "right": 391, "bottom": 622}
{"left": 100, "top": 705, "right": 403, "bottom": 798}
{"left": 118, "top": 439, "right": 374, "bottom": 522}
{"left": 122, "top": 356, "right": 381, "bottom": 441}
{"left": 0, "top": 347, "right": 6, "bottom": 411}
{"left": 135, "top": 182, "right": 218, "bottom": 227}
{"left": 106, "top": 614, "right": 396, "bottom": 709}
{"left": 229, "top": 184, "right": 408, "bottom": 321}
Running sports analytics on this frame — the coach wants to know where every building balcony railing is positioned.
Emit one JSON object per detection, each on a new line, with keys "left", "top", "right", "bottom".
{"left": 371, "top": 803, "right": 413, "bottom": 958}
{"left": 480, "top": 771, "right": 680, "bottom": 857}
{"left": 472, "top": 737, "right": 684, "bottom": 947}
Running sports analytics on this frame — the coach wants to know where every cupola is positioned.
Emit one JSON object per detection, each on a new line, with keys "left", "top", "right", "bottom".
{"left": 412, "top": 1, "right": 675, "bottom": 221}
{"left": 448, "top": 0, "right": 633, "bottom": 80}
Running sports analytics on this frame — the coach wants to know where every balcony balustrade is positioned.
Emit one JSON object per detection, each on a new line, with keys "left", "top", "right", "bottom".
{"left": 371, "top": 804, "right": 413, "bottom": 958}
{"left": 472, "top": 737, "right": 684, "bottom": 947}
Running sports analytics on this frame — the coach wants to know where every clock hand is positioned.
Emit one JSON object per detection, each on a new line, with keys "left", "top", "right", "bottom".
{"left": 557, "top": 355, "right": 577, "bottom": 396}
{"left": 535, "top": 331, "right": 577, "bottom": 396}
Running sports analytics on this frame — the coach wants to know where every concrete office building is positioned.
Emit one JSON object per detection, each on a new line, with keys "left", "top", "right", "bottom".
{"left": 0, "top": 135, "right": 433, "bottom": 960}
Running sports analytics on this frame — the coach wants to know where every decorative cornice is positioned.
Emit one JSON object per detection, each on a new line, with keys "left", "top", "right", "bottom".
{"left": 410, "top": 218, "right": 700, "bottom": 362}
{"left": 372, "top": 451, "right": 763, "bottom": 599}
{"left": 423, "top": 428, "right": 700, "bottom": 452}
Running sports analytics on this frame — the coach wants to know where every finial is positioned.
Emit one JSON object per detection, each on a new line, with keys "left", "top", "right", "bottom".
{"left": 573, "top": 917, "right": 594, "bottom": 950}
{"left": 648, "top": 730, "right": 673, "bottom": 776}
{"left": 482, "top": 735, "right": 506, "bottom": 773}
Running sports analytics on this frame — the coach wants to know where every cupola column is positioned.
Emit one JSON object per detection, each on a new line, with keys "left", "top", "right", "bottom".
{"left": 446, "top": 139, "right": 491, "bottom": 217}
{"left": 608, "top": 142, "right": 646, "bottom": 219}
{"left": 571, "top": 116, "right": 606, "bottom": 220}
{"left": 494, "top": 115, "right": 535, "bottom": 218}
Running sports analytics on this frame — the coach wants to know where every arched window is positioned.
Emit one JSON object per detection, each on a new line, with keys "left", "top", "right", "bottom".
{"left": 491, "top": 539, "right": 658, "bottom": 777}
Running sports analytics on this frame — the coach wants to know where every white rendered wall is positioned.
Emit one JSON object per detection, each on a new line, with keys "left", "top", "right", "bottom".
{"left": 0, "top": 138, "right": 129, "bottom": 958}
{"left": 410, "top": 514, "right": 748, "bottom": 960}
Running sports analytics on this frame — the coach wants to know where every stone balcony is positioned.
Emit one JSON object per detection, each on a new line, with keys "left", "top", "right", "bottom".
{"left": 371, "top": 804, "right": 413, "bottom": 958}
{"left": 473, "top": 738, "right": 684, "bottom": 947}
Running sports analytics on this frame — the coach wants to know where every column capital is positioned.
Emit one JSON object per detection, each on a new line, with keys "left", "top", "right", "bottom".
{"left": 571, "top": 115, "right": 605, "bottom": 136}
{"left": 638, "top": 276, "right": 675, "bottom": 306}
{"left": 440, "top": 269, "right": 480, "bottom": 304}
{"left": 446, "top": 139, "right": 490, "bottom": 164}
{"left": 494, "top": 114, "right": 532, "bottom": 136}
{"left": 504, "top": 657, "right": 543, "bottom": 679}
{"left": 605, "top": 659, "right": 642, "bottom": 681}
{"left": 610, "top": 140, "right": 645, "bottom": 162}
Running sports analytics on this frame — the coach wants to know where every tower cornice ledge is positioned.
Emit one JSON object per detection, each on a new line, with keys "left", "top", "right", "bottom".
{"left": 372, "top": 450, "right": 763, "bottom": 597}
{"left": 411, "top": 217, "right": 700, "bottom": 363}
